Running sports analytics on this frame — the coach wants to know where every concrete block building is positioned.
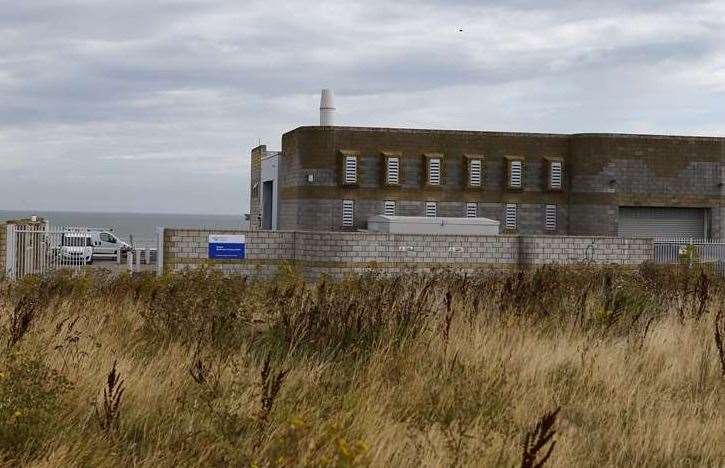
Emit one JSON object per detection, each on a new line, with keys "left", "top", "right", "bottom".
{"left": 249, "top": 92, "right": 725, "bottom": 239}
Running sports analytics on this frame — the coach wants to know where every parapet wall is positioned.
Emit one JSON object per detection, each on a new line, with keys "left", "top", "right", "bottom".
{"left": 161, "top": 229, "right": 652, "bottom": 279}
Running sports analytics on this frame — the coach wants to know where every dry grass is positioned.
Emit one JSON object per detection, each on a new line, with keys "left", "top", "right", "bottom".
{"left": 0, "top": 264, "right": 724, "bottom": 467}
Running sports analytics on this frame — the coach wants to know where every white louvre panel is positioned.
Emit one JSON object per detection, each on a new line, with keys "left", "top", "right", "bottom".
{"left": 549, "top": 161, "right": 562, "bottom": 189}
{"left": 469, "top": 159, "right": 482, "bottom": 187}
{"left": 509, "top": 160, "right": 522, "bottom": 188}
{"left": 505, "top": 203, "right": 517, "bottom": 230}
{"left": 425, "top": 201, "right": 437, "bottom": 217}
{"left": 386, "top": 157, "right": 400, "bottom": 185}
{"left": 342, "top": 200, "right": 354, "bottom": 227}
{"left": 384, "top": 200, "right": 396, "bottom": 216}
{"left": 344, "top": 156, "right": 357, "bottom": 184}
{"left": 545, "top": 204, "right": 557, "bottom": 231}
{"left": 618, "top": 207, "right": 706, "bottom": 239}
{"left": 466, "top": 202, "right": 478, "bottom": 218}
{"left": 428, "top": 158, "right": 441, "bottom": 185}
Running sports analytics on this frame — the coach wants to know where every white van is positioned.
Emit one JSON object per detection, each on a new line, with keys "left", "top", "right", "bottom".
{"left": 60, "top": 232, "right": 94, "bottom": 264}
{"left": 89, "top": 230, "right": 131, "bottom": 258}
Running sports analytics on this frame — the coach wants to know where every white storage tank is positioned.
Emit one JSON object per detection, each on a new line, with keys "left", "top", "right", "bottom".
{"left": 367, "top": 215, "right": 500, "bottom": 235}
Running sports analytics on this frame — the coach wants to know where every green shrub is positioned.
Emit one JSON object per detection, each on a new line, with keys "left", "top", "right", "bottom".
{"left": 0, "top": 350, "right": 72, "bottom": 459}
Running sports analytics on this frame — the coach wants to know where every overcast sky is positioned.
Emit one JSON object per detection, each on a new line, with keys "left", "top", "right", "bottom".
{"left": 1, "top": 0, "right": 724, "bottom": 215}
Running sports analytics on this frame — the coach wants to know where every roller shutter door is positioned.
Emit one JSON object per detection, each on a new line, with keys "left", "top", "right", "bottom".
{"left": 618, "top": 207, "right": 706, "bottom": 239}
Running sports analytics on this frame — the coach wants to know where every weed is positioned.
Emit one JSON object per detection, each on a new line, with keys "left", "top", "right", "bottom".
{"left": 7, "top": 296, "right": 37, "bottom": 348}
{"left": 259, "top": 353, "right": 288, "bottom": 424}
{"left": 715, "top": 307, "right": 725, "bottom": 377}
{"left": 520, "top": 406, "right": 560, "bottom": 468}
{"left": 94, "top": 360, "right": 125, "bottom": 434}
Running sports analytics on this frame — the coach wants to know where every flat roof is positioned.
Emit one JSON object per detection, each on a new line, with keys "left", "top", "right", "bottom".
{"left": 285, "top": 126, "right": 725, "bottom": 142}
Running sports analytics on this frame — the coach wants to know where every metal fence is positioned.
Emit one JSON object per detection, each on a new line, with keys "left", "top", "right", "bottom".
{"left": 5, "top": 224, "right": 91, "bottom": 280}
{"left": 654, "top": 238, "right": 725, "bottom": 274}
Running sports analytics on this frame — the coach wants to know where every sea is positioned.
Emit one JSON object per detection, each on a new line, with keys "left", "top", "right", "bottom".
{"left": 0, "top": 210, "right": 246, "bottom": 247}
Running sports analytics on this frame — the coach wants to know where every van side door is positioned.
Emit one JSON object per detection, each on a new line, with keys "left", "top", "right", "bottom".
{"left": 97, "top": 232, "right": 118, "bottom": 256}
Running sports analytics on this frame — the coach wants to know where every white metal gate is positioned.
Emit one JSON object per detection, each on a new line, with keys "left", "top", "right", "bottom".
{"left": 5, "top": 224, "right": 92, "bottom": 281}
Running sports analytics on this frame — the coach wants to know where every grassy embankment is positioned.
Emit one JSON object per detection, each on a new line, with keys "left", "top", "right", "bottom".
{"left": 1, "top": 264, "right": 724, "bottom": 467}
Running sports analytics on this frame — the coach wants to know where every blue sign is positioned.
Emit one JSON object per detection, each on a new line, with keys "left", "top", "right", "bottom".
{"left": 208, "top": 234, "right": 245, "bottom": 259}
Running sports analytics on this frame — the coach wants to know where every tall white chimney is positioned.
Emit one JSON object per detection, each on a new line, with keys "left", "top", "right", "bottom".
{"left": 320, "top": 89, "right": 335, "bottom": 126}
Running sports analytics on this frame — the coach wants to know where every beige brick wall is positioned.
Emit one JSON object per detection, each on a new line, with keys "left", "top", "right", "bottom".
{"left": 162, "top": 229, "right": 652, "bottom": 279}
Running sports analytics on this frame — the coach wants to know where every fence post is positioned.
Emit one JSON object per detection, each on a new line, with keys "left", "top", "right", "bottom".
{"left": 5, "top": 224, "right": 14, "bottom": 281}
{"left": 116, "top": 248, "right": 121, "bottom": 264}
{"left": 156, "top": 227, "right": 165, "bottom": 277}
{"left": 127, "top": 249, "right": 134, "bottom": 272}
{"left": 135, "top": 248, "right": 141, "bottom": 271}
{"left": 145, "top": 247, "right": 151, "bottom": 265}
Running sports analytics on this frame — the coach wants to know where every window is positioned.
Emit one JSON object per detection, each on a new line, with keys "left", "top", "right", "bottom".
{"left": 508, "top": 160, "right": 523, "bottom": 189}
{"left": 428, "top": 157, "right": 441, "bottom": 185}
{"left": 425, "top": 201, "right": 437, "bottom": 217}
{"left": 466, "top": 202, "right": 478, "bottom": 218}
{"left": 545, "top": 204, "right": 557, "bottom": 231}
{"left": 344, "top": 155, "right": 357, "bottom": 184}
{"left": 100, "top": 232, "right": 116, "bottom": 243}
{"left": 386, "top": 157, "right": 400, "bottom": 185}
{"left": 549, "top": 160, "right": 563, "bottom": 190}
{"left": 505, "top": 203, "right": 517, "bottom": 230}
{"left": 342, "top": 200, "right": 354, "bottom": 227}
{"left": 468, "top": 158, "right": 482, "bottom": 188}
{"left": 384, "top": 200, "right": 396, "bottom": 216}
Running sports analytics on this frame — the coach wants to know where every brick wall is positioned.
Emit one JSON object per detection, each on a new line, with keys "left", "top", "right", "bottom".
{"left": 162, "top": 229, "right": 652, "bottom": 279}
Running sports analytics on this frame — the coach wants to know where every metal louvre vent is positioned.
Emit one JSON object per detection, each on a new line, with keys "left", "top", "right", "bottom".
{"left": 425, "top": 201, "right": 437, "bottom": 217}
{"left": 505, "top": 203, "right": 517, "bottom": 230}
{"left": 509, "top": 160, "right": 522, "bottom": 189}
{"left": 469, "top": 159, "right": 482, "bottom": 187}
{"left": 466, "top": 202, "right": 478, "bottom": 218}
{"left": 384, "top": 200, "right": 396, "bottom": 216}
{"left": 545, "top": 204, "right": 557, "bottom": 231}
{"left": 549, "top": 161, "right": 562, "bottom": 189}
{"left": 386, "top": 157, "right": 399, "bottom": 185}
{"left": 428, "top": 158, "right": 441, "bottom": 185}
{"left": 342, "top": 200, "right": 354, "bottom": 227}
{"left": 344, "top": 156, "right": 357, "bottom": 184}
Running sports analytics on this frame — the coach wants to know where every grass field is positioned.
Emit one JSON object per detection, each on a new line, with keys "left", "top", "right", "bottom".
{"left": 1, "top": 264, "right": 724, "bottom": 467}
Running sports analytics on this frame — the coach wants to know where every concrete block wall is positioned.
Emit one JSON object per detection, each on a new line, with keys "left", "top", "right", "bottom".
{"left": 162, "top": 228, "right": 652, "bottom": 280}
{"left": 519, "top": 236, "right": 651, "bottom": 265}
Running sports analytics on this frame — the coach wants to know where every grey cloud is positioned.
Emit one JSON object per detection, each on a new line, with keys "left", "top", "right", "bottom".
{"left": 1, "top": 0, "right": 723, "bottom": 214}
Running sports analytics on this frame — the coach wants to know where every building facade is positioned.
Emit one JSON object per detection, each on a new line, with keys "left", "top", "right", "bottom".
{"left": 250, "top": 126, "right": 725, "bottom": 239}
